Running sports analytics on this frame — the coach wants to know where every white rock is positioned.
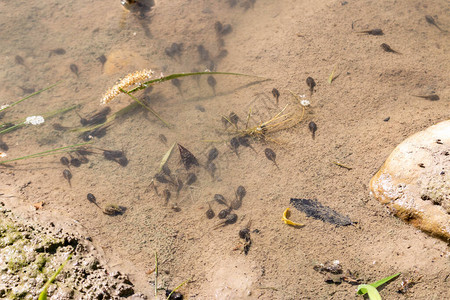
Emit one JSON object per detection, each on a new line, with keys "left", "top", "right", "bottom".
{"left": 370, "top": 120, "right": 450, "bottom": 241}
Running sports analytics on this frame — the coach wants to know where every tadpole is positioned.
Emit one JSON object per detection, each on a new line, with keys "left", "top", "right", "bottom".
{"left": 236, "top": 186, "right": 246, "bottom": 201}
{"left": 0, "top": 140, "right": 8, "bottom": 151}
{"left": 87, "top": 193, "right": 101, "bottom": 208}
{"left": 159, "top": 134, "right": 168, "bottom": 145}
{"left": 15, "top": 55, "right": 25, "bottom": 67}
{"left": 163, "top": 189, "right": 171, "bottom": 205}
{"left": 264, "top": 148, "right": 278, "bottom": 168}
{"left": 70, "top": 64, "right": 79, "bottom": 78}
{"left": 306, "top": 77, "right": 316, "bottom": 95}
{"left": 308, "top": 121, "right": 317, "bottom": 139}
{"left": 425, "top": 15, "right": 446, "bottom": 32}
{"left": 49, "top": 48, "right": 66, "bottom": 57}
{"left": 186, "top": 173, "right": 197, "bottom": 186}
{"left": 155, "top": 173, "right": 171, "bottom": 184}
{"left": 381, "top": 43, "right": 401, "bottom": 54}
{"left": 162, "top": 164, "right": 172, "bottom": 176}
{"left": 197, "top": 45, "right": 210, "bottom": 62}
{"left": 238, "top": 136, "right": 255, "bottom": 152}
{"left": 207, "top": 147, "right": 219, "bottom": 163}
{"left": 218, "top": 208, "right": 231, "bottom": 219}
{"left": 63, "top": 169, "right": 72, "bottom": 187}
{"left": 206, "top": 203, "right": 215, "bottom": 219}
{"left": 214, "top": 213, "right": 238, "bottom": 229}
{"left": 412, "top": 94, "right": 440, "bottom": 101}
{"left": 272, "top": 88, "right": 280, "bottom": 104}
{"left": 97, "top": 55, "right": 107, "bottom": 71}
{"left": 206, "top": 162, "right": 217, "bottom": 179}
{"left": 171, "top": 78, "right": 183, "bottom": 96}
{"left": 356, "top": 28, "right": 384, "bottom": 35}
{"left": 207, "top": 75, "right": 217, "bottom": 95}
{"left": 60, "top": 156, "right": 70, "bottom": 166}
{"left": 214, "top": 194, "right": 228, "bottom": 206}
{"left": 230, "top": 137, "right": 240, "bottom": 156}
{"left": 229, "top": 112, "right": 239, "bottom": 128}
{"left": 232, "top": 186, "right": 246, "bottom": 210}
{"left": 70, "top": 157, "right": 82, "bottom": 167}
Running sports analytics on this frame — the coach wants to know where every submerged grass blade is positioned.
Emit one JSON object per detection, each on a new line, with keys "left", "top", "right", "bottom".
{"left": 154, "top": 252, "right": 158, "bottom": 297}
{"left": 0, "top": 142, "right": 92, "bottom": 165}
{"left": 38, "top": 253, "right": 72, "bottom": 300}
{"left": 0, "top": 104, "right": 77, "bottom": 135}
{"left": 0, "top": 81, "right": 62, "bottom": 114}
{"left": 127, "top": 71, "right": 265, "bottom": 93}
{"left": 119, "top": 88, "right": 170, "bottom": 127}
{"left": 158, "top": 142, "right": 176, "bottom": 173}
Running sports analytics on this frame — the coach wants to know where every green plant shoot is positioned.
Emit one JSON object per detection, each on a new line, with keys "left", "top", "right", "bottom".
{"left": 356, "top": 272, "right": 401, "bottom": 300}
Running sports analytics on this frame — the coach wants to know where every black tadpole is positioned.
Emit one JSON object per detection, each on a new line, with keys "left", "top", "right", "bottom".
{"left": 70, "top": 64, "right": 79, "bottom": 78}
{"left": 207, "top": 147, "right": 219, "bottom": 163}
{"left": 308, "top": 121, "right": 317, "bottom": 139}
{"left": 207, "top": 75, "right": 217, "bottom": 95}
{"left": 272, "top": 88, "right": 280, "bottom": 104}
{"left": 306, "top": 77, "right": 316, "bottom": 96}
{"left": 63, "top": 169, "right": 72, "bottom": 187}
{"left": 425, "top": 15, "right": 446, "bottom": 32}
{"left": 264, "top": 148, "right": 278, "bottom": 169}
{"left": 230, "top": 137, "right": 240, "bottom": 157}
{"left": 206, "top": 203, "right": 215, "bottom": 219}
{"left": 171, "top": 78, "right": 183, "bottom": 96}
{"left": 87, "top": 193, "right": 101, "bottom": 209}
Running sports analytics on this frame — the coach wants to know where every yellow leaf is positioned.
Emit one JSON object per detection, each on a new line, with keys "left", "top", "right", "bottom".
{"left": 282, "top": 208, "right": 304, "bottom": 227}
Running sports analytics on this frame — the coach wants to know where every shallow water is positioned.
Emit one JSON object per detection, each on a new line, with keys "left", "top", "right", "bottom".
{"left": 1, "top": 0, "right": 449, "bottom": 298}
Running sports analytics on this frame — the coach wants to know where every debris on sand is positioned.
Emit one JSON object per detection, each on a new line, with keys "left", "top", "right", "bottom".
{"left": 290, "top": 198, "right": 353, "bottom": 226}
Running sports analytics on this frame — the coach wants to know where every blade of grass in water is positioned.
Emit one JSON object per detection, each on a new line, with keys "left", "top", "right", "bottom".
{"left": 38, "top": 253, "right": 72, "bottom": 300}
{"left": 0, "top": 81, "right": 62, "bottom": 114}
{"left": 119, "top": 88, "right": 170, "bottom": 127}
{"left": 0, "top": 104, "right": 77, "bottom": 135}
{"left": 0, "top": 141, "right": 92, "bottom": 165}
{"left": 154, "top": 252, "right": 158, "bottom": 297}
{"left": 127, "top": 71, "right": 265, "bottom": 93}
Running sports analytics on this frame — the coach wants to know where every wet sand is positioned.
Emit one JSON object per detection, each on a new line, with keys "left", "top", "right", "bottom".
{"left": 0, "top": 0, "right": 449, "bottom": 298}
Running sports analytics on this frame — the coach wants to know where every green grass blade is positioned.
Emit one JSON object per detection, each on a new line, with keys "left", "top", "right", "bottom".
{"left": 370, "top": 272, "right": 401, "bottom": 288}
{"left": 166, "top": 278, "right": 190, "bottom": 300}
{"left": 0, "top": 104, "right": 77, "bottom": 135}
{"left": 0, "top": 81, "right": 62, "bottom": 113}
{"left": 356, "top": 284, "right": 382, "bottom": 300}
{"left": 357, "top": 272, "right": 401, "bottom": 299}
{"left": 119, "top": 88, "right": 171, "bottom": 127}
{"left": 0, "top": 142, "right": 92, "bottom": 165}
{"left": 127, "top": 71, "right": 264, "bottom": 93}
{"left": 38, "top": 253, "right": 72, "bottom": 300}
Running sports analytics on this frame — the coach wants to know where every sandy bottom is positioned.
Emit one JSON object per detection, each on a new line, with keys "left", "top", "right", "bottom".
{"left": 0, "top": 0, "right": 449, "bottom": 299}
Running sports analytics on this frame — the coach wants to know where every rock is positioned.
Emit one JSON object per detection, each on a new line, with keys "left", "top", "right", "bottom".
{"left": 103, "top": 49, "right": 147, "bottom": 76}
{"left": 370, "top": 120, "right": 450, "bottom": 241}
